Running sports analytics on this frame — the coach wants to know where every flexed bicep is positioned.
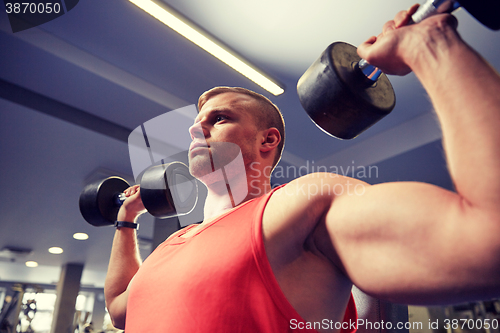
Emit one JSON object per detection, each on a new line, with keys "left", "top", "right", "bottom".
{"left": 324, "top": 181, "right": 500, "bottom": 305}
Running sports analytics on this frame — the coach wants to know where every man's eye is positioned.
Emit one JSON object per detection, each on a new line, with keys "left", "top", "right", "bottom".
{"left": 215, "top": 115, "right": 227, "bottom": 122}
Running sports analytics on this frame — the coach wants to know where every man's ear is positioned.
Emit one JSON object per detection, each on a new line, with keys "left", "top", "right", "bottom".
{"left": 260, "top": 128, "right": 281, "bottom": 153}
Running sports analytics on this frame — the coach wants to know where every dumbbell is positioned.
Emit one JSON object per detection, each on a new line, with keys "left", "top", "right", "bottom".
{"left": 297, "top": 0, "right": 500, "bottom": 140}
{"left": 79, "top": 161, "right": 198, "bottom": 227}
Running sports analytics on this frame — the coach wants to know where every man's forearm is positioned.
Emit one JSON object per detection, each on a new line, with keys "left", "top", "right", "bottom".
{"left": 410, "top": 25, "right": 500, "bottom": 212}
{"left": 104, "top": 227, "right": 142, "bottom": 324}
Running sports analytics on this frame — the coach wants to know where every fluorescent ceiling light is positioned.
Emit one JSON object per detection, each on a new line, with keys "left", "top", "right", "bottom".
{"left": 128, "top": 0, "right": 284, "bottom": 96}
{"left": 73, "top": 232, "right": 89, "bottom": 240}
{"left": 48, "top": 247, "right": 64, "bottom": 254}
{"left": 25, "top": 261, "right": 38, "bottom": 267}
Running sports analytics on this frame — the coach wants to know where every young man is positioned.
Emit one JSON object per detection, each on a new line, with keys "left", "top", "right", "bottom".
{"left": 104, "top": 5, "right": 500, "bottom": 332}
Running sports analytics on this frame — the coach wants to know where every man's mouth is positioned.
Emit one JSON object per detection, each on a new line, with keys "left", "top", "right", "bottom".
{"left": 189, "top": 141, "right": 209, "bottom": 152}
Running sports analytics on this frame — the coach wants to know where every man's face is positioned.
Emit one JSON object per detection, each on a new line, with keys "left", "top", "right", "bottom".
{"left": 188, "top": 92, "right": 260, "bottom": 182}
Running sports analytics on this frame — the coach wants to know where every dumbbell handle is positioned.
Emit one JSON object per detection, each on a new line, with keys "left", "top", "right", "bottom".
{"left": 114, "top": 193, "right": 127, "bottom": 206}
{"left": 358, "top": 0, "right": 461, "bottom": 82}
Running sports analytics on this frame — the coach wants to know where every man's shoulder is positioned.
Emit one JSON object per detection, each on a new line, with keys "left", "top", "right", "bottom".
{"left": 262, "top": 173, "right": 368, "bottom": 250}
{"left": 271, "top": 172, "right": 368, "bottom": 201}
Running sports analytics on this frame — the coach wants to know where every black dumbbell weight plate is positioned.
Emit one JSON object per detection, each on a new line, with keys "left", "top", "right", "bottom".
{"left": 459, "top": 0, "right": 500, "bottom": 31}
{"left": 140, "top": 162, "right": 198, "bottom": 219}
{"left": 297, "top": 42, "right": 396, "bottom": 139}
{"left": 79, "top": 177, "right": 130, "bottom": 226}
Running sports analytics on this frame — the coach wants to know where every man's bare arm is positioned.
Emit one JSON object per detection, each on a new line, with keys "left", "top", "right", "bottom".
{"left": 328, "top": 10, "right": 500, "bottom": 303}
{"left": 266, "top": 9, "right": 500, "bottom": 306}
{"left": 104, "top": 185, "right": 145, "bottom": 329}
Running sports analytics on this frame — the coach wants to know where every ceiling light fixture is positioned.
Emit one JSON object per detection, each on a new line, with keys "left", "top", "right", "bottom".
{"left": 73, "top": 233, "right": 89, "bottom": 240}
{"left": 25, "top": 261, "right": 38, "bottom": 268}
{"left": 48, "top": 247, "right": 64, "bottom": 254}
{"left": 128, "top": 0, "right": 284, "bottom": 96}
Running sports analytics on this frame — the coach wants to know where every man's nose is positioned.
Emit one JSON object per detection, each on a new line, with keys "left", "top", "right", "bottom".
{"left": 189, "top": 122, "right": 206, "bottom": 140}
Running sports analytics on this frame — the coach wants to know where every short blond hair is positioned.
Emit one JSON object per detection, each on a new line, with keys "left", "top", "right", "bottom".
{"left": 198, "top": 87, "right": 285, "bottom": 168}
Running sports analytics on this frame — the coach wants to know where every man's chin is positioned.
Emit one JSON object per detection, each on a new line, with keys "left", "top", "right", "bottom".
{"left": 189, "top": 166, "right": 209, "bottom": 180}
{"left": 188, "top": 143, "right": 247, "bottom": 185}
{"left": 188, "top": 158, "right": 213, "bottom": 181}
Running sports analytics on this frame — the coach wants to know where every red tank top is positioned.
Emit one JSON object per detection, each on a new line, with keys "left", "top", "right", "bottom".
{"left": 126, "top": 186, "right": 357, "bottom": 332}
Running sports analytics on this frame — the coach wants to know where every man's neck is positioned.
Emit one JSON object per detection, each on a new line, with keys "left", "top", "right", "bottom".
{"left": 202, "top": 175, "right": 271, "bottom": 222}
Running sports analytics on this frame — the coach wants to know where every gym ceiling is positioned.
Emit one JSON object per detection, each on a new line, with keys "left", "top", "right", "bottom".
{"left": 1, "top": 0, "right": 499, "bottom": 287}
